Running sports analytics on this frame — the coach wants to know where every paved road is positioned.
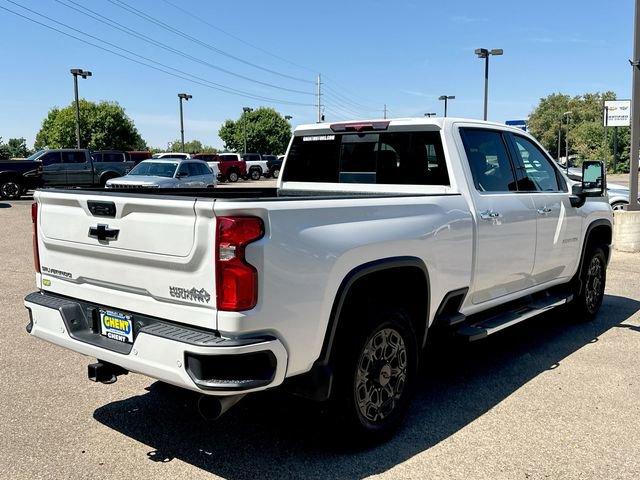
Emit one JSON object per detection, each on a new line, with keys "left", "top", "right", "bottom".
{"left": 1, "top": 200, "right": 639, "bottom": 479}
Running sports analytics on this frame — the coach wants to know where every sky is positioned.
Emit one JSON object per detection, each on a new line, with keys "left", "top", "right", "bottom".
{"left": 0, "top": 0, "right": 634, "bottom": 150}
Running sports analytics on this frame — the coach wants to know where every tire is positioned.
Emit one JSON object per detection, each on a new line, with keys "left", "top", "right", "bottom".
{"left": 272, "top": 168, "right": 280, "bottom": 179}
{"left": 250, "top": 168, "right": 262, "bottom": 181}
{"left": 568, "top": 247, "right": 607, "bottom": 321}
{"left": 227, "top": 171, "right": 239, "bottom": 183}
{"left": 0, "top": 179, "right": 23, "bottom": 200}
{"left": 100, "top": 175, "right": 117, "bottom": 188}
{"left": 331, "top": 306, "right": 418, "bottom": 443}
{"left": 611, "top": 201, "right": 628, "bottom": 212}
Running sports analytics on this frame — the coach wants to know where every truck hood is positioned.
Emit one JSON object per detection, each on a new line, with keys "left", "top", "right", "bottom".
{"left": 106, "top": 176, "right": 176, "bottom": 186}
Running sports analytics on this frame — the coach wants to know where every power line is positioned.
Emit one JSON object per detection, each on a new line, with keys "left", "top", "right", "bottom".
{"left": 160, "top": 0, "right": 316, "bottom": 76}
{"left": 107, "top": 0, "right": 314, "bottom": 85}
{"left": 0, "top": 2, "right": 314, "bottom": 106}
{"left": 323, "top": 84, "right": 379, "bottom": 112}
{"left": 53, "top": 0, "right": 313, "bottom": 96}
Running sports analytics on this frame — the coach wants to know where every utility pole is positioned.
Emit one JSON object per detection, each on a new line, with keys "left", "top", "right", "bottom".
{"left": 383, "top": 104, "right": 387, "bottom": 119}
{"left": 70, "top": 68, "right": 92, "bottom": 148}
{"left": 557, "top": 119, "right": 562, "bottom": 161}
{"left": 178, "top": 93, "right": 192, "bottom": 152}
{"left": 564, "top": 111, "right": 572, "bottom": 173}
{"left": 604, "top": 105, "right": 609, "bottom": 169}
{"left": 242, "top": 107, "right": 253, "bottom": 154}
{"left": 630, "top": 0, "right": 640, "bottom": 211}
{"left": 316, "top": 74, "right": 322, "bottom": 123}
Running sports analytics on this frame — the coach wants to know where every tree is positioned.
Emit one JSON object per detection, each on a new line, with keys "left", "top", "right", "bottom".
{"left": 528, "top": 91, "right": 629, "bottom": 172}
{"left": 218, "top": 107, "right": 291, "bottom": 154}
{"left": 34, "top": 100, "right": 146, "bottom": 151}
{"left": 0, "top": 137, "right": 31, "bottom": 159}
{"left": 168, "top": 139, "right": 217, "bottom": 154}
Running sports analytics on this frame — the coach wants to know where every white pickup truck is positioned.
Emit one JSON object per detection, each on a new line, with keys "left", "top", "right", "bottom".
{"left": 25, "top": 118, "right": 612, "bottom": 441}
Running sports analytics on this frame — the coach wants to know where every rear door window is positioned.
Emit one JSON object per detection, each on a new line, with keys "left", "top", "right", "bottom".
{"left": 282, "top": 131, "right": 449, "bottom": 185}
{"left": 459, "top": 129, "right": 517, "bottom": 192}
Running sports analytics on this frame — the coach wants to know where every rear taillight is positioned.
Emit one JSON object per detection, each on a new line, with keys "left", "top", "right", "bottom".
{"left": 216, "top": 216, "right": 264, "bottom": 311}
{"left": 31, "top": 202, "right": 40, "bottom": 273}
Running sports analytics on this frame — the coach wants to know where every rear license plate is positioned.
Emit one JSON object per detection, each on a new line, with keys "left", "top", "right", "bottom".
{"left": 99, "top": 309, "right": 133, "bottom": 344}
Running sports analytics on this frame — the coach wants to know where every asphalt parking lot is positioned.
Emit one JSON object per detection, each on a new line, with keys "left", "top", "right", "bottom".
{"left": 1, "top": 199, "right": 639, "bottom": 479}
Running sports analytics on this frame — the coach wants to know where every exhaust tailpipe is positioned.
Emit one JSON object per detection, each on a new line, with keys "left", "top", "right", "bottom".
{"left": 197, "top": 394, "right": 245, "bottom": 421}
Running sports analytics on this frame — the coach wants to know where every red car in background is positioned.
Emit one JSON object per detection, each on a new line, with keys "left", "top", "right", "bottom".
{"left": 192, "top": 153, "right": 247, "bottom": 182}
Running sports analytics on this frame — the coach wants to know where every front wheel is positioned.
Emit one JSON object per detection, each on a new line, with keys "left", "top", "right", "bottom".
{"left": 331, "top": 307, "right": 417, "bottom": 443}
{"left": 0, "top": 180, "right": 23, "bottom": 200}
{"left": 272, "top": 168, "right": 280, "bottom": 179}
{"left": 227, "top": 171, "right": 239, "bottom": 183}
{"left": 568, "top": 247, "right": 606, "bottom": 320}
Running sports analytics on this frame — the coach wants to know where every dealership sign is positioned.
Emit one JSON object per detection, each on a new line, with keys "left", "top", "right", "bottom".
{"left": 603, "top": 100, "right": 631, "bottom": 127}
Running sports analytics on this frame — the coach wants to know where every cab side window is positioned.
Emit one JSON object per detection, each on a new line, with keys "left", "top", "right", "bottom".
{"left": 61, "top": 151, "right": 87, "bottom": 164}
{"left": 460, "top": 129, "right": 517, "bottom": 192}
{"left": 511, "top": 135, "right": 562, "bottom": 192}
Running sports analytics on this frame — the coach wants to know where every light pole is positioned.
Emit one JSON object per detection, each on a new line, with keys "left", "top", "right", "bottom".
{"left": 438, "top": 95, "right": 455, "bottom": 117}
{"left": 557, "top": 118, "right": 562, "bottom": 161}
{"left": 284, "top": 115, "right": 293, "bottom": 121}
{"left": 178, "top": 93, "right": 192, "bottom": 152}
{"left": 70, "top": 68, "right": 92, "bottom": 148}
{"left": 424, "top": 112, "right": 437, "bottom": 117}
{"left": 475, "top": 48, "right": 503, "bottom": 120}
{"left": 563, "top": 111, "right": 572, "bottom": 173}
{"left": 243, "top": 107, "right": 253, "bottom": 154}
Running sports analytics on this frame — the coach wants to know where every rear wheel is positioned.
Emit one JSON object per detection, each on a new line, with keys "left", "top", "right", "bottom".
{"left": 568, "top": 247, "right": 606, "bottom": 320}
{"left": 0, "top": 179, "right": 23, "bottom": 200}
{"left": 250, "top": 168, "right": 262, "bottom": 181}
{"left": 272, "top": 168, "right": 280, "bottom": 179}
{"left": 227, "top": 170, "right": 239, "bottom": 183}
{"left": 331, "top": 307, "right": 417, "bottom": 443}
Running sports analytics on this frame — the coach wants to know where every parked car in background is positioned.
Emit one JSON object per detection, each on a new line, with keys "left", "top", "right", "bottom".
{"left": 0, "top": 148, "right": 134, "bottom": 198}
{"left": 264, "top": 154, "right": 283, "bottom": 179}
{"left": 0, "top": 150, "right": 43, "bottom": 199}
{"left": 152, "top": 152, "right": 191, "bottom": 159}
{"left": 127, "top": 151, "right": 153, "bottom": 164}
{"left": 212, "top": 153, "right": 247, "bottom": 182}
{"left": 105, "top": 158, "right": 216, "bottom": 189}
{"left": 242, "top": 153, "right": 268, "bottom": 180}
{"left": 27, "top": 117, "right": 611, "bottom": 442}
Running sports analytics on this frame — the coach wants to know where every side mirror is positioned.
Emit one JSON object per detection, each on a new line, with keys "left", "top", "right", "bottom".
{"left": 581, "top": 160, "right": 605, "bottom": 197}
{"left": 570, "top": 160, "right": 605, "bottom": 208}
{"left": 176, "top": 171, "right": 187, "bottom": 178}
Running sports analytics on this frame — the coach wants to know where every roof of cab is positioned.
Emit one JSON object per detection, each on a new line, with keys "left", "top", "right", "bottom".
{"left": 294, "top": 117, "right": 528, "bottom": 135}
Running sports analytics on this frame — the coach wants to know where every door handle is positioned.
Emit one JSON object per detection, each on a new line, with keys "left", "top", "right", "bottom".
{"left": 479, "top": 209, "right": 502, "bottom": 220}
{"left": 537, "top": 206, "right": 552, "bottom": 215}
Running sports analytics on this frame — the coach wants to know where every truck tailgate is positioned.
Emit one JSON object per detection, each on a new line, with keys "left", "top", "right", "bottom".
{"left": 35, "top": 191, "right": 217, "bottom": 329}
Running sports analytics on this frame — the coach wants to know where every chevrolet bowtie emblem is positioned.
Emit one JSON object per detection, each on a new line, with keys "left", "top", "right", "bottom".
{"left": 88, "top": 224, "right": 120, "bottom": 242}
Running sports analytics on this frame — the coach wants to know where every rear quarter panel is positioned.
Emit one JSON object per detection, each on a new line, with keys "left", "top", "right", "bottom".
{"left": 215, "top": 195, "right": 473, "bottom": 376}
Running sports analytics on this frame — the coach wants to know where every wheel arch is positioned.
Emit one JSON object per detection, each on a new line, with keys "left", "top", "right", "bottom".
{"left": 284, "top": 256, "right": 430, "bottom": 401}
{"left": 574, "top": 218, "right": 612, "bottom": 294}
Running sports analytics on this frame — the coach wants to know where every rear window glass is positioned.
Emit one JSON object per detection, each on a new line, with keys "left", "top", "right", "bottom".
{"left": 282, "top": 131, "right": 449, "bottom": 185}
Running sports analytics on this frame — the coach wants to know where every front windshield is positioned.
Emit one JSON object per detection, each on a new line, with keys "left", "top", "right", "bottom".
{"left": 26, "top": 150, "right": 46, "bottom": 161}
{"left": 128, "top": 161, "right": 178, "bottom": 178}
